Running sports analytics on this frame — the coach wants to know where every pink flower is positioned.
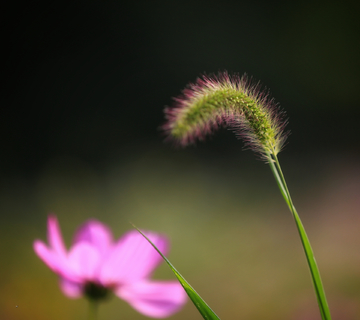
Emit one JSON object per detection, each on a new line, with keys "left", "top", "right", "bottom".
{"left": 33, "top": 215, "right": 187, "bottom": 318}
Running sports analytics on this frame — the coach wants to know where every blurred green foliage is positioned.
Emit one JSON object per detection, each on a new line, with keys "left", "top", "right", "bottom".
{"left": 2, "top": 0, "right": 360, "bottom": 319}
{"left": 1, "top": 148, "right": 360, "bottom": 319}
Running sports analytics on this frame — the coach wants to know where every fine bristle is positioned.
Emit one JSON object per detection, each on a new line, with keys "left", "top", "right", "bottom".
{"left": 162, "top": 72, "right": 289, "bottom": 159}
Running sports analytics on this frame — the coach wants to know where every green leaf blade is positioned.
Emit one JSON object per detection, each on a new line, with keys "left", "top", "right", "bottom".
{"left": 270, "top": 154, "right": 332, "bottom": 320}
{"left": 134, "top": 226, "right": 221, "bottom": 320}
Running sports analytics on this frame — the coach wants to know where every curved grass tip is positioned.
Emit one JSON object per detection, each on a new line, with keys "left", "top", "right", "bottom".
{"left": 162, "top": 72, "right": 289, "bottom": 160}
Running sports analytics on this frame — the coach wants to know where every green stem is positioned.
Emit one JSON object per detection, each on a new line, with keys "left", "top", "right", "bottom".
{"left": 88, "top": 300, "right": 98, "bottom": 320}
{"left": 267, "top": 152, "right": 331, "bottom": 320}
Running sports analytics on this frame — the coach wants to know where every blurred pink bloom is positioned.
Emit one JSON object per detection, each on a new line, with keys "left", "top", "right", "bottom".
{"left": 34, "top": 215, "right": 186, "bottom": 318}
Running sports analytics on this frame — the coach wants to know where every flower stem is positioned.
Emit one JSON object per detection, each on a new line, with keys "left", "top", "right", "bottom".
{"left": 88, "top": 300, "right": 98, "bottom": 320}
{"left": 267, "top": 152, "right": 331, "bottom": 320}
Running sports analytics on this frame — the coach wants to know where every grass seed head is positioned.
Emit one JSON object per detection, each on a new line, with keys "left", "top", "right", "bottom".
{"left": 163, "top": 72, "right": 289, "bottom": 160}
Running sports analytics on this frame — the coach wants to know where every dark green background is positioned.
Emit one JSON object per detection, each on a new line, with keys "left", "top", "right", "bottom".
{"left": 2, "top": 1, "right": 360, "bottom": 319}
{"left": 3, "top": 0, "right": 360, "bottom": 175}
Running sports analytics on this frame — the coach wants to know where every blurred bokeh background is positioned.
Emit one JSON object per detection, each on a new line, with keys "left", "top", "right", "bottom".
{"left": 2, "top": 0, "right": 360, "bottom": 319}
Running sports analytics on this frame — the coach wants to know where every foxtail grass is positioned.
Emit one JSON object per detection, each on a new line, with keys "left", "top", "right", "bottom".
{"left": 159, "top": 72, "right": 331, "bottom": 320}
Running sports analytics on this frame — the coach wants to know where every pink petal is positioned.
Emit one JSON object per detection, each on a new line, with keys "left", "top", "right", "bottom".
{"left": 99, "top": 230, "right": 168, "bottom": 286}
{"left": 47, "top": 214, "right": 67, "bottom": 257}
{"left": 59, "top": 278, "right": 83, "bottom": 298}
{"left": 116, "top": 280, "right": 187, "bottom": 318}
{"left": 33, "top": 240, "right": 63, "bottom": 272}
{"left": 67, "top": 242, "right": 101, "bottom": 281}
{"left": 33, "top": 240, "right": 81, "bottom": 282}
{"left": 73, "top": 219, "right": 113, "bottom": 257}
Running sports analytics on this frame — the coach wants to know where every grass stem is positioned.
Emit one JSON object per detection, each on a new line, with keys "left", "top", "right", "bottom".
{"left": 267, "top": 152, "right": 331, "bottom": 320}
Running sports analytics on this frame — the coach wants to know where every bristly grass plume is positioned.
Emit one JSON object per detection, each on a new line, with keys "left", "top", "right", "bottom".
{"left": 163, "top": 72, "right": 288, "bottom": 160}
{"left": 162, "top": 72, "right": 332, "bottom": 320}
